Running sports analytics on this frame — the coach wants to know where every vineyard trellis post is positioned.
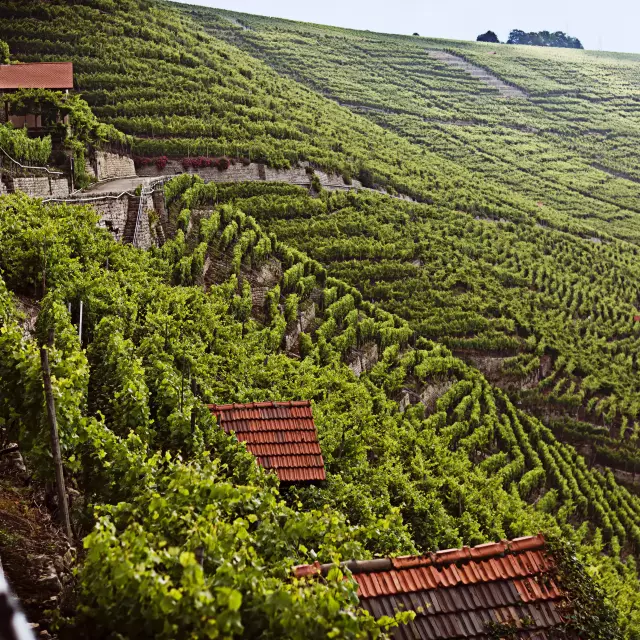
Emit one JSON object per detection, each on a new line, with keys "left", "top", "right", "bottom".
{"left": 40, "top": 327, "right": 73, "bottom": 540}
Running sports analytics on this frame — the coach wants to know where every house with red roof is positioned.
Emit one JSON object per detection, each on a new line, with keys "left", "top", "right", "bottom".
{"left": 208, "top": 400, "right": 326, "bottom": 483}
{"left": 0, "top": 62, "right": 73, "bottom": 132}
{"left": 294, "top": 534, "right": 574, "bottom": 639}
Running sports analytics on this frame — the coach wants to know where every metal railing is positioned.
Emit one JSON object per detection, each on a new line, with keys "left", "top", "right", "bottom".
{"left": 42, "top": 190, "right": 136, "bottom": 205}
{"left": 0, "top": 145, "right": 65, "bottom": 177}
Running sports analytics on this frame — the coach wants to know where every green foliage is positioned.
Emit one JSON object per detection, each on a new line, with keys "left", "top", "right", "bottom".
{"left": 476, "top": 31, "right": 499, "bottom": 43}
{"left": 546, "top": 536, "right": 621, "bottom": 638}
{"left": 507, "top": 29, "right": 583, "bottom": 48}
{"left": 79, "top": 457, "right": 400, "bottom": 639}
{"left": 253, "top": 186, "right": 640, "bottom": 469}
{"left": 165, "top": 173, "right": 199, "bottom": 208}
{"left": 0, "top": 38, "right": 9, "bottom": 64}
{"left": 2, "top": 188, "right": 640, "bottom": 637}
{"left": 0, "top": 123, "right": 52, "bottom": 164}
{"left": 7, "top": 89, "right": 127, "bottom": 148}
{"left": 87, "top": 317, "right": 152, "bottom": 441}
{"left": 3, "top": 1, "right": 640, "bottom": 635}
{"left": 5, "top": 88, "right": 130, "bottom": 184}
{"left": 284, "top": 293, "right": 299, "bottom": 325}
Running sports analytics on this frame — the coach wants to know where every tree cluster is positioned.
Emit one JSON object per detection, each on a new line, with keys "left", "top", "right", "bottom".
{"left": 507, "top": 29, "right": 583, "bottom": 48}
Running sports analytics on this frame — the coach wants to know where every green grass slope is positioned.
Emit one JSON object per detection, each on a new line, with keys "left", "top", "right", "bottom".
{"left": 5, "top": 1, "right": 640, "bottom": 446}
{"left": 2, "top": 0, "right": 582, "bottom": 223}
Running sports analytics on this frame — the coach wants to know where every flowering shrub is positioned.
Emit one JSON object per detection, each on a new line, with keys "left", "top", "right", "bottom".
{"left": 134, "top": 155, "right": 168, "bottom": 170}
{"left": 134, "top": 156, "right": 231, "bottom": 172}
{"left": 182, "top": 156, "right": 213, "bottom": 169}
{"left": 182, "top": 156, "right": 231, "bottom": 170}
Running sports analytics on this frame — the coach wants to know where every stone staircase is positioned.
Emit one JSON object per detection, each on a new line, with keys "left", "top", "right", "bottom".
{"left": 123, "top": 196, "right": 140, "bottom": 244}
{"left": 427, "top": 50, "right": 527, "bottom": 98}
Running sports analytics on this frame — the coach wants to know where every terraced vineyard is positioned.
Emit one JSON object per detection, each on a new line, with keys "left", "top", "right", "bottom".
{"left": 3, "top": 179, "right": 640, "bottom": 636}
{"left": 7, "top": 0, "right": 640, "bottom": 230}
{"left": 195, "top": 7, "right": 640, "bottom": 243}
{"left": 2, "top": 0, "right": 640, "bottom": 636}
{"left": 172, "top": 6, "right": 640, "bottom": 476}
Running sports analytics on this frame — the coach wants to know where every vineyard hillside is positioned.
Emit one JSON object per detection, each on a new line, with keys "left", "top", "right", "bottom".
{"left": 1, "top": 0, "right": 640, "bottom": 637}
{"left": 182, "top": 5, "right": 640, "bottom": 479}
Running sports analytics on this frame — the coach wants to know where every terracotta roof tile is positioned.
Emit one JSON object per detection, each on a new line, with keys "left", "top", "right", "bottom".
{"left": 434, "top": 547, "right": 471, "bottom": 564}
{"left": 293, "top": 535, "right": 570, "bottom": 639}
{"left": 508, "top": 535, "right": 546, "bottom": 553}
{"left": 209, "top": 401, "right": 325, "bottom": 483}
{"left": 0, "top": 62, "right": 74, "bottom": 90}
{"left": 469, "top": 541, "right": 507, "bottom": 561}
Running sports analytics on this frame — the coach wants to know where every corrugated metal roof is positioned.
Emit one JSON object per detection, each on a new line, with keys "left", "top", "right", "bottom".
{"left": 293, "top": 535, "right": 571, "bottom": 639}
{"left": 0, "top": 62, "right": 74, "bottom": 90}
{"left": 208, "top": 401, "right": 326, "bottom": 483}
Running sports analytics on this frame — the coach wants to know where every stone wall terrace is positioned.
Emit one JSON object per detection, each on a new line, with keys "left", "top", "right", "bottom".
{"left": 9, "top": 176, "right": 70, "bottom": 198}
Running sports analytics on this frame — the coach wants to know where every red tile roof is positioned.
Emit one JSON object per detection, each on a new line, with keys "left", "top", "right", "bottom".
{"left": 294, "top": 534, "right": 571, "bottom": 639}
{"left": 208, "top": 401, "right": 326, "bottom": 483}
{"left": 0, "top": 62, "right": 74, "bottom": 90}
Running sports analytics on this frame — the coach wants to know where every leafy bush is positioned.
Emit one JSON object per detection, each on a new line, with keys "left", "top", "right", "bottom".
{"left": 0, "top": 123, "right": 52, "bottom": 165}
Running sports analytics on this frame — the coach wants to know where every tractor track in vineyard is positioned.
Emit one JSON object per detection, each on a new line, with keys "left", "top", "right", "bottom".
{"left": 425, "top": 50, "right": 528, "bottom": 99}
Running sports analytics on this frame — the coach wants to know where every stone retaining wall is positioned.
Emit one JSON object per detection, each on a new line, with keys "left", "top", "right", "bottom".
{"left": 204, "top": 163, "right": 262, "bottom": 183}
{"left": 347, "top": 342, "right": 379, "bottom": 377}
{"left": 242, "top": 258, "right": 283, "bottom": 319}
{"left": 84, "top": 159, "right": 97, "bottom": 180}
{"left": 138, "top": 159, "right": 261, "bottom": 182}
{"left": 137, "top": 159, "right": 359, "bottom": 189}
{"left": 263, "top": 166, "right": 308, "bottom": 183}
{"left": 60, "top": 191, "right": 153, "bottom": 248}
{"left": 151, "top": 188, "right": 169, "bottom": 244}
{"left": 50, "top": 177, "right": 70, "bottom": 198}
{"left": 135, "top": 193, "right": 153, "bottom": 250}
{"left": 90, "top": 197, "right": 129, "bottom": 242}
{"left": 95, "top": 151, "right": 136, "bottom": 180}
{"left": 10, "top": 176, "right": 70, "bottom": 198}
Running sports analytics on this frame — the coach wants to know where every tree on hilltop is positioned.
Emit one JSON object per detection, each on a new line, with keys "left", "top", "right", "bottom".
{"left": 507, "top": 29, "right": 583, "bottom": 48}
{"left": 477, "top": 31, "right": 499, "bottom": 43}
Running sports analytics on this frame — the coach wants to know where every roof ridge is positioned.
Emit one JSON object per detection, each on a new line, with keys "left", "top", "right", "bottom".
{"left": 208, "top": 400, "right": 312, "bottom": 410}
{"left": 0, "top": 61, "right": 73, "bottom": 66}
{"left": 293, "top": 534, "right": 546, "bottom": 578}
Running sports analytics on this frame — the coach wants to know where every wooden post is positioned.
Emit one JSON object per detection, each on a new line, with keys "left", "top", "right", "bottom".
{"left": 78, "top": 300, "right": 83, "bottom": 345}
{"left": 40, "top": 328, "right": 73, "bottom": 540}
{"left": 190, "top": 377, "right": 197, "bottom": 434}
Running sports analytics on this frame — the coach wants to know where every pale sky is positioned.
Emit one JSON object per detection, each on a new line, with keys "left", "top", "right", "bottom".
{"left": 177, "top": 0, "right": 640, "bottom": 54}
